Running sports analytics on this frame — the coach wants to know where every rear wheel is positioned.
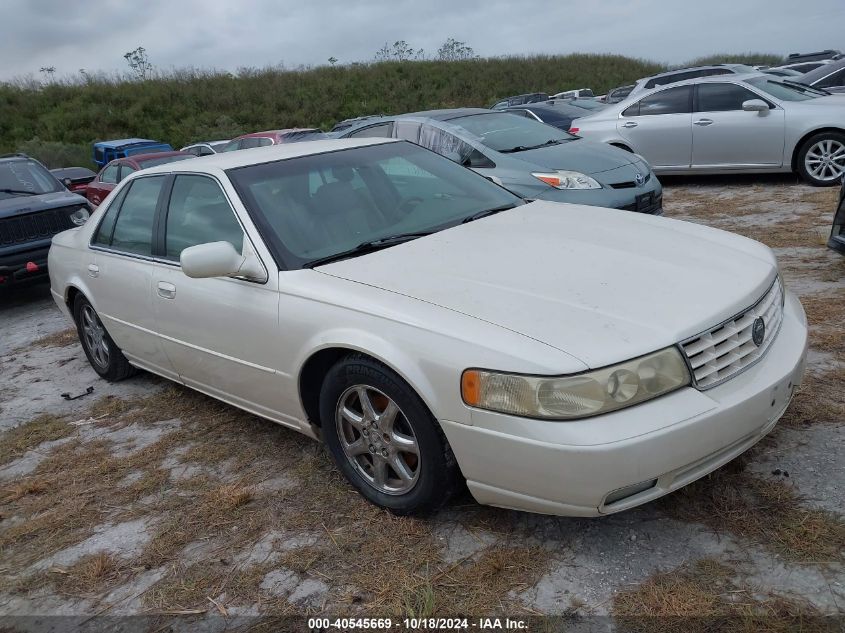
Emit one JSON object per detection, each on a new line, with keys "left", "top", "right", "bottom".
{"left": 797, "top": 132, "right": 845, "bottom": 186}
{"left": 319, "top": 355, "right": 461, "bottom": 515}
{"left": 73, "top": 295, "right": 136, "bottom": 381}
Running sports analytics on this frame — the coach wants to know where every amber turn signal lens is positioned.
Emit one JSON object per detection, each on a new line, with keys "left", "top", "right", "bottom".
{"left": 461, "top": 370, "right": 481, "bottom": 406}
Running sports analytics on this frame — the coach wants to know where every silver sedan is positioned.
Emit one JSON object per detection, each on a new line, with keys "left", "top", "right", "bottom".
{"left": 572, "top": 74, "right": 845, "bottom": 186}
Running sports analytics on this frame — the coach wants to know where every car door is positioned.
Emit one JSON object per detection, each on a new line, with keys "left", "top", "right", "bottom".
{"left": 88, "top": 163, "right": 119, "bottom": 205}
{"left": 617, "top": 85, "right": 693, "bottom": 169}
{"left": 88, "top": 175, "right": 178, "bottom": 378}
{"left": 691, "top": 82, "right": 786, "bottom": 168}
{"left": 149, "top": 174, "right": 287, "bottom": 421}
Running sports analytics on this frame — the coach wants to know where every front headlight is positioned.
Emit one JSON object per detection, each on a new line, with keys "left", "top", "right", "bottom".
{"left": 531, "top": 170, "right": 601, "bottom": 190}
{"left": 68, "top": 206, "right": 90, "bottom": 226}
{"left": 461, "top": 347, "right": 690, "bottom": 420}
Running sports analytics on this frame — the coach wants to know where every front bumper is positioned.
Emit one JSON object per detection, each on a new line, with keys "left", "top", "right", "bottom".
{"left": 0, "top": 241, "right": 51, "bottom": 286}
{"left": 532, "top": 179, "right": 663, "bottom": 215}
{"left": 441, "top": 291, "right": 808, "bottom": 517}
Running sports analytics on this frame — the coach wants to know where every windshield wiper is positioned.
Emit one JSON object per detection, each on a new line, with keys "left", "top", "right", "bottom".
{"left": 304, "top": 232, "right": 434, "bottom": 268}
{"left": 499, "top": 139, "right": 566, "bottom": 154}
{"left": 0, "top": 188, "right": 38, "bottom": 196}
{"left": 461, "top": 203, "right": 518, "bottom": 224}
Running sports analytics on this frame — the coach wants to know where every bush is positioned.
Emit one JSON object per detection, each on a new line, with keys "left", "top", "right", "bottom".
{"left": 0, "top": 51, "right": 780, "bottom": 164}
{"left": 15, "top": 138, "right": 92, "bottom": 169}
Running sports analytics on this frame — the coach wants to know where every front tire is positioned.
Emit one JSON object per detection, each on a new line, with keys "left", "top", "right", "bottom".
{"left": 797, "top": 132, "right": 845, "bottom": 186}
{"left": 319, "top": 355, "right": 461, "bottom": 515}
{"left": 73, "top": 294, "right": 136, "bottom": 382}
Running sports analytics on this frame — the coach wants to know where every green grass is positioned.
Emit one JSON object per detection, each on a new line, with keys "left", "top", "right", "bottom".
{"left": 0, "top": 52, "right": 782, "bottom": 168}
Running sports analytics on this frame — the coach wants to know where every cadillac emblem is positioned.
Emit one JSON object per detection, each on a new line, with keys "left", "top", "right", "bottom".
{"left": 751, "top": 317, "right": 765, "bottom": 347}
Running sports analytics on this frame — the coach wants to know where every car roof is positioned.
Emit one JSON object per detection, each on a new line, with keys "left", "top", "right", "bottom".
{"left": 140, "top": 137, "right": 399, "bottom": 174}
{"left": 0, "top": 153, "right": 32, "bottom": 163}
{"left": 398, "top": 108, "right": 493, "bottom": 121}
{"left": 800, "top": 57, "right": 845, "bottom": 83}
{"left": 94, "top": 138, "right": 161, "bottom": 149}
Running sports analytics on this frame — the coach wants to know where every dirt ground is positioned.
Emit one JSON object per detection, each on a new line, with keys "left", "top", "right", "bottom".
{"left": 0, "top": 174, "right": 843, "bottom": 630}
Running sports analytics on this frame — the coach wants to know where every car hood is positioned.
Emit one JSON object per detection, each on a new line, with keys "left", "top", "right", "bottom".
{"left": 503, "top": 139, "right": 640, "bottom": 176}
{"left": 316, "top": 202, "right": 777, "bottom": 368}
{"left": 0, "top": 190, "right": 87, "bottom": 218}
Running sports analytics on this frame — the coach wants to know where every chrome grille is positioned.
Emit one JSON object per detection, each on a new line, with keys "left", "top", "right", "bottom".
{"left": 681, "top": 278, "right": 784, "bottom": 389}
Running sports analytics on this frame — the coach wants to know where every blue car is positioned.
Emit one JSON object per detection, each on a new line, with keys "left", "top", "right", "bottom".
{"left": 92, "top": 138, "right": 172, "bottom": 169}
{"left": 341, "top": 109, "right": 662, "bottom": 214}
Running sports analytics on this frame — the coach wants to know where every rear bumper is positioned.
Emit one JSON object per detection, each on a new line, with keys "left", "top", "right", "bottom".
{"left": 441, "top": 291, "right": 808, "bottom": 517}
{"left": 0, "top": 242, "right": 51, "bottom": 286}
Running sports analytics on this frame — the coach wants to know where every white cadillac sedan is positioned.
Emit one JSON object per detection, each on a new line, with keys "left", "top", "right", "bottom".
{"left": 48, "top": 138, "right": 808, "bottom": 517}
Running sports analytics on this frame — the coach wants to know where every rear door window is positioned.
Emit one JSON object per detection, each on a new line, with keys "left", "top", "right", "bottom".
{"left": 624, "top": 85, "right": 693, "bottom": 117}
{"left": 109, "top": 176, "right": 166, "bottom": 255}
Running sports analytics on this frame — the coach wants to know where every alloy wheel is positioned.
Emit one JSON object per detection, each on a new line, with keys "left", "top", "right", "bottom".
{"left": 335, "top": 384, "right": 420, "bottom": 495}
{"left": 805, "top": 139, "right": 845, "bottom": 182}
{"left": 81, "top": 304, "right": 110, "bottom": 370}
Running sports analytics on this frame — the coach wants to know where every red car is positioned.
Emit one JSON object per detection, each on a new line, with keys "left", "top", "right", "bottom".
{"left": 219, "top": 129, "right": 327, "bottom": 152}
{"left": 86, "top": 151, "right": 195, "bottom": 206}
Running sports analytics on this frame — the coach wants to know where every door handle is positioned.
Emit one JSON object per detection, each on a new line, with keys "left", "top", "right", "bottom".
{"left": 157, "top": 281, "right": 176, "bottom": 299}
{"left": 694, "top": 119, "right": 714, "bottom": 126}
{"left": 621, "top": 121, "right": 638, "bottom": 128}
{"left": 87, "top": 264, "right": 99, "bottom": 278}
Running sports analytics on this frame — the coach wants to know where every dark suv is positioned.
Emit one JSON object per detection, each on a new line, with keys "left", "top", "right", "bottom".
{"left": 0, "top": 154, "right": 91, "bottom": 287}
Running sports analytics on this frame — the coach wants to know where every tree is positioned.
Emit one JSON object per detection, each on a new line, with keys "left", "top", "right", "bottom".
{"left": 375, "top": 41, "right": 424, "bottom": 62}
{"left": 328, "top": 56, "right": 338, "bottom": 66}
{"left": 437, "top": 38, "right": 476, "bottom": 61}
{"left": 39, "top": 67, "right": 56, "bottom": 82}
{"left": 123, "top": 46, "right": 154, "bottom": 80}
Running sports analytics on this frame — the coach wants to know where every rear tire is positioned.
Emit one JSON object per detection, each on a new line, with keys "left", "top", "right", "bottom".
{"left": 73, "top": 294, "right": 136, "bottom": 382}
{"left": 797, "top": 131, "right": 845, "bottom": 187}
{"left": 319, "top": 355, "right": 461, "bottom": 515}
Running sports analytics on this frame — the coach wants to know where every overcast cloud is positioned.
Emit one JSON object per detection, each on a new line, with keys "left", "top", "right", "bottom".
{"left": 1, "top": 0, "right": 843, "bottom": 81}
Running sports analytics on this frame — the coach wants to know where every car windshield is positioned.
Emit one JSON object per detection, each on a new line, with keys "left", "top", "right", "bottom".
{"left": 0, "top": 159, "right": 62, "bottom": 198}
{"left": 137, "top": 155, "right": 195, "bottom": 169}
{"left": 227, "top": 141, "right": 523, "bottom": 269}
{"left": 745, "top": 76, "right": 825, "bottom": 101}
{"left": 447, "top": 113, "right": 576, "bottom": 153}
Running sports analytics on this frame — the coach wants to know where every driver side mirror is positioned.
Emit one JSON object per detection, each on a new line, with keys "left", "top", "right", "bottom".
{"left": 742, "top": 99, "right": 769, "bottom": 113}
{"left": 180, "top": 239, "right": 267, "bottom": 282}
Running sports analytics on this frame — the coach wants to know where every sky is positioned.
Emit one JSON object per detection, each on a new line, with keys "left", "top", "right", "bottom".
{"left": 1, "top": 0, "right": 843, "bottom": 81}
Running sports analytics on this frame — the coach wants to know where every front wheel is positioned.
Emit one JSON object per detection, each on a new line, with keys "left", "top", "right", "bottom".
{"left": 797, "top": 132, "right": 845, "bottom": 186}
{"left": 319, "top": 355, "right": 461, "bottom": 515}
{"left": 73, "top": 294, "right": 136, "bottom": 382}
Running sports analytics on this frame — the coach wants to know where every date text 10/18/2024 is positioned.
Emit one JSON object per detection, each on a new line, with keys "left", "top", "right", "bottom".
{"left": 308, "top": 618, "right": 529, "bottom": 630}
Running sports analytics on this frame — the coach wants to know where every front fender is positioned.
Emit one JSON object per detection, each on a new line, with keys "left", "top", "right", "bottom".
{"left": 294, "top": 326, "right": 465, "bottom": 426}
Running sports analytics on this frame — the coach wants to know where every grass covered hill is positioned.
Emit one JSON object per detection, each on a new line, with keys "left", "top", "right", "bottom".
{"left": 0, "top": 52, "right": 782, "bottom": 168}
